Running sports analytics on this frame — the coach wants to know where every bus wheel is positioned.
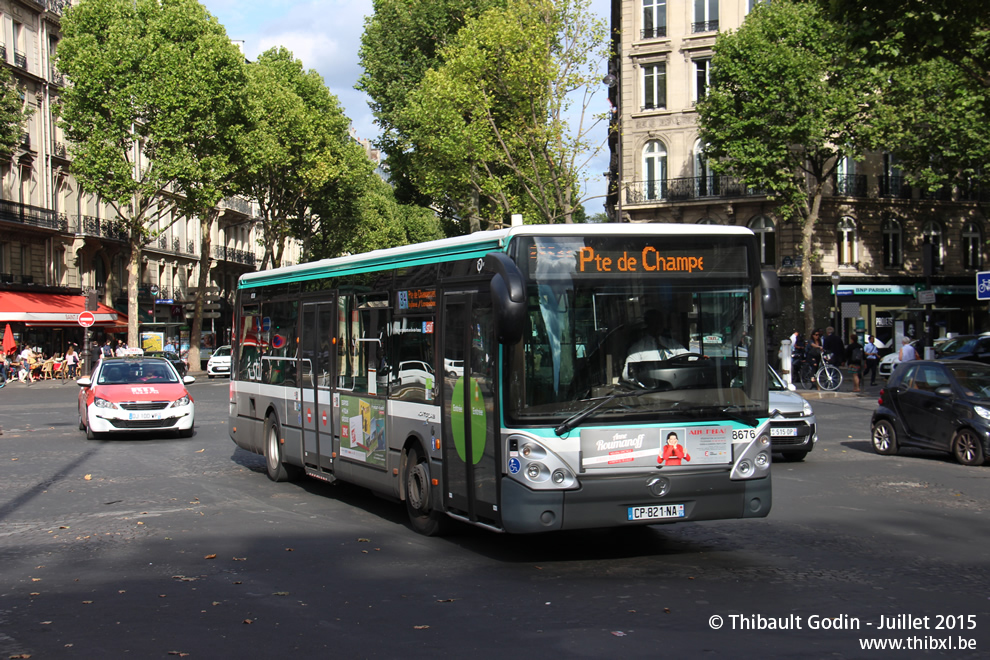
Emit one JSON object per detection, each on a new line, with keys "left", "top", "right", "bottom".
{"left": 404, "top": 447, "right": 447, "bottom": 536}
{"left": 265, "top": 415, "right": 301, "bottom": 482}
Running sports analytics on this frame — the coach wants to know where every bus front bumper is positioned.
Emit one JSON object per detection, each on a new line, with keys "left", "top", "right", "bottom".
{"left": 498, "top": 470, "right": 771, "bottom": 534}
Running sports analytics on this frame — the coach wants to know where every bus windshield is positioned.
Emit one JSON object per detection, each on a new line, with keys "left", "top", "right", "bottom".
{"left": 505, "top": 234, "right": 767, "bottom": 427}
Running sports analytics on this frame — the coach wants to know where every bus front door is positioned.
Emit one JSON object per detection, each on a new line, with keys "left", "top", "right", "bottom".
{"left": 441, "top": 291, "right": 501, "bottom": 528}
{"left": 300, "top": 301, "right": 337, "bottom": 475}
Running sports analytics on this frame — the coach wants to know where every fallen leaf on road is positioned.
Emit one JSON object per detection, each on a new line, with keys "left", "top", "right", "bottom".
{"left": 243, "top": 619, "right": 254, "bottom": 624}
{"left": 84, "top": 474, "right": 92, "bottom": 481}
{"left": 272, "top": 592, "right": 289, "bottom": 596}
{"left": 413, "top": 625, "right": 430, "bottom": 629}
{"left": 233, "top": 557, "right": 246, "bottom": 561}
{"left": 357, "top": 538, "right": 370, "bottom": 542}
{"left": 195, "top": 449, "right": 205, "bottom": 453}
{"left": 611, "top": 631, "right": 626, "bottom": 637}
{"left": 204, "top": 554, "right": 217, "bottom": 560}
{"left": 82, "top": 601, "right": 93, "bottom": 605}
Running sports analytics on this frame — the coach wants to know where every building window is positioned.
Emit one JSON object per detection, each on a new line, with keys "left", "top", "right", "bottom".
{"left": 694, "top": 59, "right": 711, "bottom": 103}
{"left": 693, "top": 0, "right": 719, "bottom": 33}
{"left": 694, "top": 140, "right": 718, "bottom": 197}
{"left": 643, "top": 0, "right": 666, "bottom": 39}
{"left": 642, "top": 62, "right": 666, "bottom": 110}
{"left": 882, "top": 218, "right": 903, "bottom": 268}
{"left": 880, "top": 152, "right": 906, "bottom": 198}
{"left": 837, "top": 217, "right": 857, "bottom": 266}
{"left": 921, "top": 221, "right": 944, "bottom": 271}
{"left": 963, "top": 221, "right": 982, "bottom": 270}
{"left": 642, "top": 140, "right": 667, "bottom": 201}
{"left": 749, "top": 215, "right": 775, "bottom": 267}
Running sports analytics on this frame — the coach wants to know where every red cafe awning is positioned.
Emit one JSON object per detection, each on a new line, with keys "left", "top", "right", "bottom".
{"left": 0, "top": 291, "right": 124, "bottom": 327}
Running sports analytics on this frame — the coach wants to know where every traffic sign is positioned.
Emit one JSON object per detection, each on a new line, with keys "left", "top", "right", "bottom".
{"left": 77, "top": 311, "right": 96, "bottom": 327}
{"left": 978, "top": 271, "right": 990, "bottom": 300}
{"left": 917, "top": 289, "right": 936, "bottom": 305}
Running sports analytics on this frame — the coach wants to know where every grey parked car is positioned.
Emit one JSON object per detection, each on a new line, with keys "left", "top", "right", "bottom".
{"left": 768, "top": 366, "right": 817, "bottom": 462}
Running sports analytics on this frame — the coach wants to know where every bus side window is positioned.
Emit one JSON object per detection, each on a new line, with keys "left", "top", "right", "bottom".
{"left": 391, "top": 316, "right": 436, "bottom": 402}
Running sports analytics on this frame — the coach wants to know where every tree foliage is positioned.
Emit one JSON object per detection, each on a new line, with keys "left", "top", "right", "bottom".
{"left": 824, "top": 0, "right": 990, "bottom": 192}
{"left": 402, "top": 0, "right": 608, "bottom": 229}
{"left": 357, "top": 0, "right": 504, "bottom": 210}
{"left": 823, "top": 0, "right": 990, "bottom": 89}
{"left": 237, "top": 48, "right": 360, "bottom": 269}
{"left": 58, "top": 0, "right": 249, "bottom": 347}
{"left": 697, "top": 0, "right": 877, "bottom": 333}
{"left": 0, "top": 66, "right": 30, "bottom": 158}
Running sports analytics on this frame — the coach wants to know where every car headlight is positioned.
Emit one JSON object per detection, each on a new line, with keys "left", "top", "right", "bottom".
{"left": 94, "top": 397, "right": 117, "bottom": 409}
{"left": 975, "top": 405, "right": 990, "bottom": 420}
{"left": 802, "top": 400, "right": 813, "bottom": 416}
{"left": 172, "top": 395, "right": 190, "bottom": 407}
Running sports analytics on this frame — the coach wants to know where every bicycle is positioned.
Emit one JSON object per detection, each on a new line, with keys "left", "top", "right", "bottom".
{"left": 797, "top": 352, "right": 843, "bottom": 391}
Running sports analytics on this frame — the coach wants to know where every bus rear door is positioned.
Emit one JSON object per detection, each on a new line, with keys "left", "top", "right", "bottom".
{"left": 300, "top": 300, "right": 337, "bottom": 475}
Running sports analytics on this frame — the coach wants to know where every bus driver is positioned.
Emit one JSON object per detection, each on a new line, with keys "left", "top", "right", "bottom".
{"left": 623, "top": 309, "right": 687, "bottom": 381}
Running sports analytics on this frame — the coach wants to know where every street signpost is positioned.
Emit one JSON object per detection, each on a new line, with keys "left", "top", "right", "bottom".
{"left": 977, "top": 271, "right": 990, "bottom": 301}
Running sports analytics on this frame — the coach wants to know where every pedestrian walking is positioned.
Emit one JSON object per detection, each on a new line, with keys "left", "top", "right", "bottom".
{"left": 845, "top": 335, "right": 864, "bottom": 393}
{"left": 899, "top": 336, "right": 918, "bottom": 362}
{"left": 862, "top": 335, "right": 879, "bottom": 386}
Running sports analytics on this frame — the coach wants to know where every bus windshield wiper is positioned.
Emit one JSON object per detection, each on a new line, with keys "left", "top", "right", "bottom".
{"left": 554, "top": 388, "right": 664, "bottom": 436}
{"left": 719, "top": 405, "right": 761, "bottom": 427}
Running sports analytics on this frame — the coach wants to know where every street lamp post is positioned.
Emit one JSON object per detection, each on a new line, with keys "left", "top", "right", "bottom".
{"left": 831, "top": 271, "right": 842, "bottom": 339}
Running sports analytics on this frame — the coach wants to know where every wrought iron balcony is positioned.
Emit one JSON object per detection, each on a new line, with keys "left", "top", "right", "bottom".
{"left": 834, "top": 174, "right": 867, "bottom": 197}
{"left": 692, "top": 20, "right": 718, "bottom": 34}
{"left": 158, "top": 235, "right": 168, "bottom": 249}
{"left": 53, "top": 141, "right": 67, "bottom": 158}
{"left": 625, "top": 176, "right": 760, "bottom": 204}
{"left": 959, "top": 182, "right": 990, "bottom": 203}
{"left": 187, "top": 240, "right": 197, "bottom": 255}
{"left": 49, "top": 66, "right": 64, "bottom": 86}
{"left": 0, "top": 45, "right": 6, "bottom": 63}
{"left": 77, "top": 215, "right": 127, "bottom": 241}
{"left": 14, "top": 49, "right": 26, "bottom": 69}
{"left": 172, "top": 237, "right": 180, "bottom": 253}
{"left": 641, "top": 26, "right": 667, "bottom": 40}
{"left": 0, "top": 199, "right": 59, "bottom": 229}
{"left": 879, "top": 175, "right": 911, "bottom": 199}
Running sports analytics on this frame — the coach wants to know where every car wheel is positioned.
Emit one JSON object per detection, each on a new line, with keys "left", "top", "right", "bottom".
{"left": 404, "top": 446, "right": 449, "bottom": 536}
{"left": 871, "top": 419, "right": 898, "bottom": 455}
{"left": 78, "top": 412, "right": 86, "bottom": 431}
{"left": 178, "top": 426, "right": 194, "bottom": 438}
{"left": 781, "top": 451, "right": 808, "bottom": 462}
{"left": 951, "top": 429, "right": 986, "bottom": 466}
{"left": 85, "top": 415, "right": 100, "bottom": 441}
{"left": 208, "top": 374, "right": 215, "bottom": 379}
{"left": 264, "top": 415, "right": 302, "bottom": 482}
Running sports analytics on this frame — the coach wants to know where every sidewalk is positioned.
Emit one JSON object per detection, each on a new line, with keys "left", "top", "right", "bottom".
{"left": 796, "top": 375, "right": 885, "bottom": 400}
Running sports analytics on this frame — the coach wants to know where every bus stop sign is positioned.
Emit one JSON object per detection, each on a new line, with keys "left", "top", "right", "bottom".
{"left": 978, "top": 271, "right": 990, "bottom": 300}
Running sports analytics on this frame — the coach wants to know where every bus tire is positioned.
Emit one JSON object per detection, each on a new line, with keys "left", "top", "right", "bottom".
{"left": 404, "top": 446, "right": 448, "bottom": 536}
{"left": 264, "top": 415, "right": 301, "bottom": 482}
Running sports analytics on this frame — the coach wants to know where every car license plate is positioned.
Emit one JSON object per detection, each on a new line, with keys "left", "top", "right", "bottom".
{"left": 128, "top": 412, "right": 161, "bottom": 420}
{"left": 627, "top": 504, "right": 685, "bottom": 521}
{"left": 771, "top": 427, "right": 798, "bottom": 437}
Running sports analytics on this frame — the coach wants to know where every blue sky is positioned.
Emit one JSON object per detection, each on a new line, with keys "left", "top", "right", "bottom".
{"left": 200, "top": 0, "right": 612, "bottom": 215}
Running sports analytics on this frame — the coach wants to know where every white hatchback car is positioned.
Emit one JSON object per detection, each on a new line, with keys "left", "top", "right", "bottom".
{"left": 206, "top": 345, "right": 231, "bottom": 378}
{"left": 768, "top": 366, "right": 817, "bottom": 462}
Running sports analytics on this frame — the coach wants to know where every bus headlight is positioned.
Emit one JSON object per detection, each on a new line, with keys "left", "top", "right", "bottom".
{"left": 506, "top": 434, "right": 577, "bottom": 490}
{"left": 731, "top": 432, "right": 772, "bottom": 480}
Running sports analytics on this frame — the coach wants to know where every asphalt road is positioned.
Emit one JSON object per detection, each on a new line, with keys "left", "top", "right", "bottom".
{"left": 1, "top": 378, "right": 988, "bottom": 658}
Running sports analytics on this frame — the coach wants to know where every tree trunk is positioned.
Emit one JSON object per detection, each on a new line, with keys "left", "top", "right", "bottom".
{"left": 800, "top": 191, "right": 824, "bottom": 335}
{"left": 188, "top": 209, "right": 216, "bottom": 373}
{"left": 127, "top": 228, "right": 142, "bottom": 351}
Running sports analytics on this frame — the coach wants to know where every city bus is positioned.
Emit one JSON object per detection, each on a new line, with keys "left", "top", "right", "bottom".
{"left": 228, "top": 224, "right": 781, "bottom": 535}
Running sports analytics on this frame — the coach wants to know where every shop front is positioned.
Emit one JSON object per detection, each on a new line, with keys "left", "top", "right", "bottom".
{"left": 835, "top": 283, "right": 988, "bottom": 354}
{"left": 0, "top": 290, "right": 127, "bottom": 362}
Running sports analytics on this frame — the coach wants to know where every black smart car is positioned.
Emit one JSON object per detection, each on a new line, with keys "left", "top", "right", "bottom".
{"left": 871, "top": 360, "right": 990, "bottom": 466}
{"left": 934, "top": 334, "right": 990, "bottom": 364}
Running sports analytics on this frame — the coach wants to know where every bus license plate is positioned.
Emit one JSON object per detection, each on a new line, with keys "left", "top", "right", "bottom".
{"left": 128, "top": 412, "right": 161, "bottom": 420}
{"left": 771, "top": 427, "right": 798, "bottom": 437}
{"left": 627, "top": 504, "right": 685, "bottom": 521}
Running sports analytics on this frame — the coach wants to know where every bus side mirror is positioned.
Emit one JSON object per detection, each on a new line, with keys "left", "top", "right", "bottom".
{"left": 485, "top": 252, "right": 526, "bottom": 345}
{"left": 761, "top": 270, "right": 782, "bottom": 318}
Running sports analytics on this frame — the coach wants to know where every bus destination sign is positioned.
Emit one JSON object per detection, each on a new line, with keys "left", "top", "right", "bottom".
{"left": 397, "top": 288, "right": 436, "bottom": 311}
